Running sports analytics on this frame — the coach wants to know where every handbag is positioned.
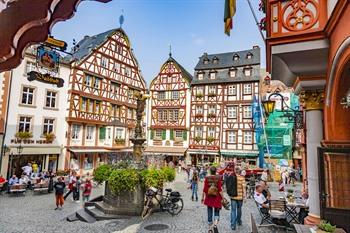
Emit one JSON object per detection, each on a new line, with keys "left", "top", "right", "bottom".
{"left": 221, "top": 197, "right": 230, "bottom": 210}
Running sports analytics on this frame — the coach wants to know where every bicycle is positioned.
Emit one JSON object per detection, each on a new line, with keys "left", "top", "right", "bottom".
{"left": 141, "top": 187, "right": 184, "bottom": 219}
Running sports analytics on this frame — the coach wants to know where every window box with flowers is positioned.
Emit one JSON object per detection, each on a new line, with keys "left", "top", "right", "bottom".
{"left": 115, "top": 138, "right": 126, "bottom": 145}
{"left": 195, "top": 113, "right": 204, "bottom": 118}
{"left": 208, "top": 92, "right": 216, "bottom": 97}
{"left": 206, "top": 136, "right": 216, "bottom": 143}
{"left": 44, "top": 133, "right": 55, "bottom": 142}
{"left": 195, "top": 93, "right": 204, "bottom": 99}
{"left": 15, "top": 131, "right": 33, "bottom": 140}
{"left": 208, "top": 113, "right": 216, "bottom": 118}
{"left": 194, "top": 136, "right": 202, "bottom": 143}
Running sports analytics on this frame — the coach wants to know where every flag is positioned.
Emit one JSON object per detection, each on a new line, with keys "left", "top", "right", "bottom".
{"left": 224, "top": 0, "right": 236, "bottom": 36}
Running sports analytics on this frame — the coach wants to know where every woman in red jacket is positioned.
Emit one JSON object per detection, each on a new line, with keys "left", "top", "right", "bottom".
{"left": 201, "top": 166, "right": 223, "bottom": 233}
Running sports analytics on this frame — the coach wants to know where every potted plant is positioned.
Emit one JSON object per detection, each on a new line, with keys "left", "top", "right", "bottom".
{"left": 196, "top": 93, "right": 203, "bottom": 99}
{"left": 208, "top": 113, "right": 216, "bottom": 118}
{"left": 44, "top": 133, "right": 55, "bottom": 142}
{"left": 194, "top": 136, "right": 202, "bottom": 143}
{"left": 206, "top": 136, "right": 215, "bottom": 143}
{"left": 195, "top": 113, "right": 203, "bottom": 118}
{"left": 15, "top": 131, "right": 33, "bottom": 140}
{"left": 317, "top": 220, "right": 336, "bottom": 233}
{"left": 208, "top": 92, "right": 216, "bottom": 97}
{"left": 115, "top": 138, "right": 126, "bottom": 145}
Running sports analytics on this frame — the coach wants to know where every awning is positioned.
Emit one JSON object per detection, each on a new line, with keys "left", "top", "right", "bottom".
{"left": 9, "top": 147, "right": 61, "bottom": 155}
{"left": 144, "top": 146, "right": 187, "bottom": 156}
{"left": 221, "top": 151, "right": 259, "bottom": 158}
{"left": 187, "top": 149, "right": 220, "bottom": 156}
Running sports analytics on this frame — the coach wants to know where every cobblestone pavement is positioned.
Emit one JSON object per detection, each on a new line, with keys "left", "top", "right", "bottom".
{"left": 0, "top": 172, "right": 301, "bottom": 233}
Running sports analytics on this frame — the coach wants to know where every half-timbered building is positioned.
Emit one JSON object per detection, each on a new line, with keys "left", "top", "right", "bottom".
{"left": 145, "top": 55, "right": 192, "bottom": 165}
{"left": 65, "top": 28, "right": 146, "bottom": 174}
{"left": 189, "top": 47, "right": 260, "bottom": 165}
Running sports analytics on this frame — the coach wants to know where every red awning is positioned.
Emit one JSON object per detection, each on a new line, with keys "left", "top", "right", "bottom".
{"left": 0, "top": 0, "right": 111, "bottom": 72}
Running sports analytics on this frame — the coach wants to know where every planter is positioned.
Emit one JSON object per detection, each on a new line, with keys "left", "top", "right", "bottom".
{"left": 195, "top": 114, "right": 203, "bottom": 118}
{"left": 208, "top": 93, "right": 216, "bottom": 97}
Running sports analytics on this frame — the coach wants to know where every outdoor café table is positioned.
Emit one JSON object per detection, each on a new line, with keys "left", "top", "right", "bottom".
{"left": 285, "top": 199, "right": 307, "bottom": 224}
{"left": 294, "top": 224, "right": 346, "bottom": 233}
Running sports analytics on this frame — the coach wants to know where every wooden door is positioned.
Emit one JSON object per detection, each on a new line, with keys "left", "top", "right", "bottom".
{"left": 318, "top": 147, "right": 350, "bottom": 232}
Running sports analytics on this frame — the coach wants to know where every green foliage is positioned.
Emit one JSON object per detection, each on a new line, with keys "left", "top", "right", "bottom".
{"left": 140, "top": 168, "right": 165, "bottom": 189}
{"left": 318, "top": 220, "right": 336, "bottom": 232}
{"left": 93, "top": 164, "right": 112, "bottom": 184}
{"left": 108, "top": 169, "right": 140, "bottom": 194}
{"left": 194, "top": 136, "right": 202, "bottom": 142}
{"left": 115, "top": 138, "right": 125, "bottom": 144}
{"left": 210, "top": 162, "right": 220, "bottom": 168}
{"left": 162, "top": 167, "right": 176, "bottom": 182}
{"left": 15, "top": 131, "right": 33, "bottom": 139}
{"left": 196, "top": 93, "right": 203, "bottom": 98}
{"left": 44, "top": 133, "right": 55, "bottom": 142}
{"left": 206, "top": 136, "right": 215, "bottom": 143}
{"left": 112, "top": 160, "right": 130, "bottom": 169}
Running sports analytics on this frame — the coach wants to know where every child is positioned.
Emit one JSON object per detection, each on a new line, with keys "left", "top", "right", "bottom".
{"left": 83, "top": 178, "right": 92, "bottom": 202}
{"left": 54, "top": 177, "right": 66, "bottom": 210}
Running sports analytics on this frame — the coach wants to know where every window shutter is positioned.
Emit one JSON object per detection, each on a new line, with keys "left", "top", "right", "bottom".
{"left": 170, "top": 129, "right": 174, "bottom": 140}
{"left": 99, "top": 127, "right": 106, "bottom": 140}
{"left": 150, "top": 129, "right": 154, "bottom": 140}
{"left": 162, "top": 130, "right": 166, "bottom": 140}
{"left": 183, "top": 131, "right": 187, "bottom": 140}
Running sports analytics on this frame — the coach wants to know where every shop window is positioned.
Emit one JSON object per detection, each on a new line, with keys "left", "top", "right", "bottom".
{"left": 83, "top": 154, "right": 93, "bottom": 170}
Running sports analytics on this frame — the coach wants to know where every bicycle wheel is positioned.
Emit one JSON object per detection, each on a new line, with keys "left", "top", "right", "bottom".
{"left": 166, "top": 198, "right": 184, "bottom": 216}
{"left": 141, "top": 199, "right": 153, "bottom": 220}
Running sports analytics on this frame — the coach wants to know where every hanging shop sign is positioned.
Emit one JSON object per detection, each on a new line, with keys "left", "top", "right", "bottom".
{"left": 27, "top": 71, "right": 64, "bottom": 87}
{"left": 45, "top": 36, "right": 67, "bottom": 51}
{"left": 36, "top": 46, "right": 60, "bottom": 72}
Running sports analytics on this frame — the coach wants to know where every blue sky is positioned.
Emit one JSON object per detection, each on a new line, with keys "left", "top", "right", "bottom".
{"left": 52, "top": 0, "right": 265, "bottom": 84}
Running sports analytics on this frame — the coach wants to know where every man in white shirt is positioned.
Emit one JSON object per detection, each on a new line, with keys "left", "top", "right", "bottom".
{"left": 22, "top": 163, "right": 32, "bottom": 176}
{"left": 254, "top": 184, "right": 269, "bottom": 214}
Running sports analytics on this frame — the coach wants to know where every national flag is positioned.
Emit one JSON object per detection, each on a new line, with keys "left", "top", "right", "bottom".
{"left": 224, "top": 0, "right": 236, "bottom": 36}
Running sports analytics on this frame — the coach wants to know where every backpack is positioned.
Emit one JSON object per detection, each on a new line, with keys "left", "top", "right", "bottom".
{"left": 225, "top": 174, "right": 238, "bottom": 197}
{"left": 207, "top": 176, "right": 219, "bottom": 196}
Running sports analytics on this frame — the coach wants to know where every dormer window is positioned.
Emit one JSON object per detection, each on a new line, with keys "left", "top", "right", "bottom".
{"left": 203, "top": 58, "right": 209, "bottom": 64}
{"left": 210, "top": 72, "right": 216, "bottom": 80}
{"left": 244, "top": 67, "right": 252, "bottom": 76}
{"left": 229, "top": 68, "right": 237, "bottom": 78}
{"left": 233, "top": 54, "right": 240, "bottom": 61}
{"left": 198, "top": 72, "right": 204, "bottom": 80}
{"left": 246, "top": 52, "right": 253, "bottom": 59}
{"left": 212, "top": 56, "right": 219, "bottom": 64}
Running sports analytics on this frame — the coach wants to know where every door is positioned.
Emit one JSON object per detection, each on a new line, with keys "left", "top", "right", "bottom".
{"left": 318, "top": 147, "right": 350, "bottom": 232}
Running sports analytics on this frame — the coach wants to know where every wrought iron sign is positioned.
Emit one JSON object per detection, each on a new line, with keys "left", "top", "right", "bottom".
{"left": 27, "top": 71, "right": 64, "bottom": 87}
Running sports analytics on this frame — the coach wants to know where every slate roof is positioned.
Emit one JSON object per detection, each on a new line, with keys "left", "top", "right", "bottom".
{"left": 63, "top": 28, "right": 120, "bottom": 63}
{"left": 194, "top": 48, "right": 260, "bottom": 70}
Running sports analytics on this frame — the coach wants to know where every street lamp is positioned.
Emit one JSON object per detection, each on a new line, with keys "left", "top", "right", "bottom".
{"left": 17, "top": 144, "right": 23, "bottom": 155}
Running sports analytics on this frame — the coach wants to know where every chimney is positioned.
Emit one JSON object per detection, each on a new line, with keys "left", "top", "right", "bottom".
{"left": 253, "top": 45, "right": 259, "bottom": 49}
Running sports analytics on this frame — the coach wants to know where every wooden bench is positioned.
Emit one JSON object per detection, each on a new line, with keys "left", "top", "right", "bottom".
{"left": 9, "top": 184, "right": 26, "bottom": 195}
{"left": 33, "top": 182, "right": 49, "bottom": 193}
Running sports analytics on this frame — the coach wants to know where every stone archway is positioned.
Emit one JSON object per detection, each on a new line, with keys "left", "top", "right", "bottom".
{"left": 325, "top": 38, "right": 350, "bottom": 143}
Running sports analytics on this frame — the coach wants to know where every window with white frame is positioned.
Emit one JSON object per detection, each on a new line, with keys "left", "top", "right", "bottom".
{"left": 84, "top": 74, "right": 92, "bottom": 86}
{"left": 18, "top": 116, "right": 31, "bottom": 132}
{"left": 43, "top": 118, "right": 54, "bottom": 135}
{"left": 72, "top": 124, "right": 81, "bottom": 139}
{"left": 196, "top": 105, "right": 203, "bottom": 114}
{"left": 86, "top": 126, "right": 94, "bottom": 140}
{"left": 172, "top": 91, "right": 179, "bottom": 99}
{"left": 243, "top": 105, "right": 252, "bottom": 118}
{"left": 158, "top": 110, "right": 163, "bottom": 121}
{"left": 228, "top": 106, "right": 237, "bottom": 118}
{"left": 175, "top": 130, "right": 183, "bottom": 139}
{"left": 21, "top": 86, "right": 34, "bottom": 105}
{"left": 228, "top": 131, "right": 236, "bottom": 143}
{"left": 168, "top": 110, "right": 174, "bottom": 121}
{"left": 94, "top": 101, "right": 101, "bottom": 114}
{"left": 208, "top": 86, "right": 216, "bottom": 94}
{"left": 111, "top": 82, "right": 120, "bottom": 95}
{"left": 229, "top": 69, "right": 237, "bottom": 78}
{"left": 212, "top": 57, "right": 219, "bottom": 64}
{"left": 115, "top": 128, "right": 124, "bottom": 139}
{"left": 243, "top": 131, "right": 253, "bottom": 144}
{"left": 158, "top": 91, "right": 166, "bottom": 100}
{"left": 93, "top": 77, "right": 101, "bottom": 89}
{"left": 173, "top": 110, "right": 179, "bottom": 121}
{"left": 208, "top": 105, "right": 216, "bottom": 114}
{"left": 81, "top": 98, "right": 87, "bottom": 111}
{"left": 228, "top": 85, "right": 237, "bottom": 95}
{"left": 243, "top": 84, "right": 252, "bottom": 94}
{"left": 155, "top": 130, "right": 162, "bottom": 138}
{"left": 196, "top": 86, "right": 204, "bottom": 95}
{"left": 87, "top": 99, "right": 93, "bottom": 113}
{"left": 198, "top": 73, "right": 204, "bottom": 80}
{"left": 25, "top": 61, "right": 36, "bottom": 74}
{"left": 244, "top": 68, "right": 252, "bottom": 76}
{"left": 247, "top": 53, "right": 253, "bottom": 59}
{"left": 195, "top": 126, "right": 203, "bottom": 137}
{"left": 233, "top": 54, "right": 240, "bottom": 61}
{"left": 114, "top": 62, "right": 120, "bottom": 72}
{"left": 208, "top": 127, "right": 215, "bottom": 137}
{"left": 106, "top": 128, "right": 112, "bottom": 139}
{"left": 210, "top": 72, "right": 216, "bottom": 80}
{"left": 125, "top": 67, "right": 131, "bottom": 77}
{"left": 101, "top": 57, "right": 108, "bottom": 68}
{"left": 45, "top": 91, "right": 57, "bottom": 108}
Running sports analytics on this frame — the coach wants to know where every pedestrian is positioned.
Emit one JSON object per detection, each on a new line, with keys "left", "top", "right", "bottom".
{"left": 54, "top": 177, "right": 66, "bottom": 210}
{"left": 82, "top": 178, "right": 92, "bottom": 202}
{"left": 48, "top": 170, "right": 55, "bottom": 193}
{"left": 227, "top": 167, "right": 246, "bottom": 230}
{"left": 73, "top": 176, "right": 81, "bottom": 202}
{"left": 64, "top": 172, "right": 76, "bottom": 200}
{"left": 191, "top": 170, "right": 199, "bottom": 201}
{"left": 260, "top": 169, "right": 268, "bottom": 184}
{"left": 202, "top": 166, "right": 223, "bottom": 233}
{"left": 281, "top": 169, "right": 288, "bottom": 187}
